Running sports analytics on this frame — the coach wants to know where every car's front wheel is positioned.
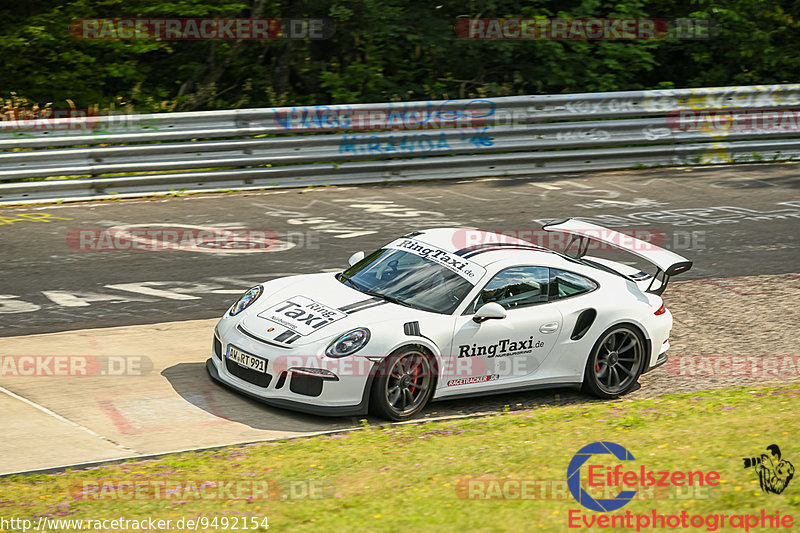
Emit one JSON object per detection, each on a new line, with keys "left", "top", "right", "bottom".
{"left": 583, "top": 324, "right": 645, "bottom": 398}
{"left": 369, "top": 347, "right": 436, "bottom": 421}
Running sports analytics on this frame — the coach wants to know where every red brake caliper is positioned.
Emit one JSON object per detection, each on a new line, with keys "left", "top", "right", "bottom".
{"left": 409, "top": 358, "right": 419, "bottom": 394}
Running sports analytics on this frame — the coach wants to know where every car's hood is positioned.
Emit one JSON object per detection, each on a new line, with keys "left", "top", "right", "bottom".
{"left": 237, "top": 273, "right": 426, "bottom": 348}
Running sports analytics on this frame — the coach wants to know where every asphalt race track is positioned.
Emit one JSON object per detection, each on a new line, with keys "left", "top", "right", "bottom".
{"left": 2, "top": 162, "right": 800, "bottom": 335}
{"left": 1, "top": 162, "right": 798, "bottom": 474}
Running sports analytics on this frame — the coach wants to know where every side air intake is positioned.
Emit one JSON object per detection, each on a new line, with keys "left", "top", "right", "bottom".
{"left": 571, "top": 309, "right": 597, "bottom": 341}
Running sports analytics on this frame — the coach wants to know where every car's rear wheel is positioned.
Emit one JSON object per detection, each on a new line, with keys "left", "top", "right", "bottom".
{"left": 370, "top": 347, "right": 435, "bottom": 421}
{"left": 582, "top": 325, "right": 645, "bottom": 398}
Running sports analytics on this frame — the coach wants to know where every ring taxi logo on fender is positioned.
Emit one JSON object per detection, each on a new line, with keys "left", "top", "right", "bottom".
{"left": 458, "top": 337, "right": 545, "bottom": 358}
{"left": 258, "top": 296, "right": 347, "bottom": 336}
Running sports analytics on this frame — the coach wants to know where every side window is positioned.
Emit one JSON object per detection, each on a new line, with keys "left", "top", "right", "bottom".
{"left": 549, "top": 269, "right": 598, "bottom": 300}
{"left": 473, "top": 266, "right": 550, "bottom": 311}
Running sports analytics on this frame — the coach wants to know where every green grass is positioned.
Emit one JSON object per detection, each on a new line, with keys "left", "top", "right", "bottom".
{"left": 2, "top": 384, "right": 799, "bottom": 532}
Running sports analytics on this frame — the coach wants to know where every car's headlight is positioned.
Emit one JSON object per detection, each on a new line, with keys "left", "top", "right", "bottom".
{"left": 326, "top": 328, "right": 371, "bottom": 358}
{"left": 229, "top": 285, "right": 263, "bottom": 316}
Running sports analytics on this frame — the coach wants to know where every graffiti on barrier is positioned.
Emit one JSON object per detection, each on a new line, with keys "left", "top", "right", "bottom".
{"left": 274, "top": 100, "right": 496, "bottom": 131}
{"left": 338, "top": 128, "right": 494, "bottom": 155}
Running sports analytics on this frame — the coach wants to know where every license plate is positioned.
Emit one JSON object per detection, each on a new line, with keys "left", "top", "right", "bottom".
{"left": 227, "top": 345, "right": 267, "bottom": 373}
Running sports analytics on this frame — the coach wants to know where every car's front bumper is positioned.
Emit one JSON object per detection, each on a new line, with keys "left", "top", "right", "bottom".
{"left": 206, "top": 359, "right": 372, "bottom": 416}
{"left": 207, "top": 319, "right": 376, "bottom": 417}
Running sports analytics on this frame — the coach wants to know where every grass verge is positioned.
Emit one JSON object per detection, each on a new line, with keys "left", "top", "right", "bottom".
{"left": 1, "top": 384, "right": 799, "bottom": 532}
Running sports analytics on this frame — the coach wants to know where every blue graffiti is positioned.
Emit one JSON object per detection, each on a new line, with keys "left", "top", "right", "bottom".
{"left": 462, "top": 127, "right": 494, "bottom": 148}
{"left": 275, "top": 100, "right": 496, "bottom": 130}
{"left": 339, "top": 132, "right": 451, "bottom": 154}
{"left": 338, "top": 128, "right": 494, "bottom": 154}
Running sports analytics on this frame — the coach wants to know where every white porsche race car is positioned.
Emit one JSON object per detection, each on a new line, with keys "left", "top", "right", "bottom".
{"left": 207, "top": 219, "right": 692, "bottom": 420}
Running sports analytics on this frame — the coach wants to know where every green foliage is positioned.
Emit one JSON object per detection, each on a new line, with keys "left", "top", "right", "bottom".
{"left": 0, "top": 0, "right": 798, "bottom": 111}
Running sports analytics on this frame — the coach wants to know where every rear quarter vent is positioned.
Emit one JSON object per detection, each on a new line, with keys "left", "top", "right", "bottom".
{"left": 571, "top": 309, "right": 597, "bottom": 341}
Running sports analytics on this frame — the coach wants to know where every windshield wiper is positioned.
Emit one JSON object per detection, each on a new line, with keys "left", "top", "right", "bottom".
{"left": 360, "top": 290, "right": 414, "bottom": 308}
{"left": 337, "top": 273, "right": 413, "bottom": 308}
{"left": 337, "top": 272, "right": 364, "bottom": 291}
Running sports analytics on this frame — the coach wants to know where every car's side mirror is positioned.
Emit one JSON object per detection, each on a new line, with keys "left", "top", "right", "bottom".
{"left": 347, "top": 251, "right": 365, "bottom": 266}
{"left": 473, "top": 302, "right": 507, "bottom": 323}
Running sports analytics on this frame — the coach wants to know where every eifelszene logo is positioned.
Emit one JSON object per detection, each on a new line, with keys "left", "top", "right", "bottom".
{"left": 568, "top": 441, "right": 637, "bottom": 512}
{"left": 743, "top": 444, "right": 795, "bottom": 495}
{"left": 567, "top": 441, "right": 721, "bottom": 512}
{"left": 565, "top": 442, "right": 795, "bottom": 531}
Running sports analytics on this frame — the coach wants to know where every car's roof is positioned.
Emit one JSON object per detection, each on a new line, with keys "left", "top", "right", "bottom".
{"left": 403, "top": 227, "right": 557, "bottom": 268}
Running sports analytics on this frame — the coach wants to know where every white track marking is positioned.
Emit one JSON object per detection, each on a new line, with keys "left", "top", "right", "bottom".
{"left": 41, "top": 290, "right": 152, "bottom": 308}
{"left": 0, "top": 295, "right": 41, "bottom": 314}
{"left": 0, "top": 385, "right": 136, "bottom": 453}
{"left": 563, "top": 181, "right": 593, "bottom": 188}
{"left": 445, "top": 189, "right": 497, "bottom": 201}
{"left": 531, "top": 180, "right": 593, "bottom": 190}
{"left": 105, "top": 283, "right": 201, "bottom": 300}
{"left": 593, "top": 199, "right": 646, "bottom": 206}
{"left": 602, "top": 181, "right": 640, "bottom": 192}
{"left": 393, "top": 191, "right": 443, "bottom": 204}
{"left": 635, "top": 177, "right": 702, "bottom": 189}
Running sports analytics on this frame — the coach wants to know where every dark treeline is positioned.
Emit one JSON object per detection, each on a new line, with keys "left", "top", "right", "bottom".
{"left": 1, "top": 0, "right": 798, "bottom": 113}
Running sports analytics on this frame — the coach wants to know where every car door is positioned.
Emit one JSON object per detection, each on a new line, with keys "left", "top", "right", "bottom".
{"left": 545, "top": 268, "right": 603, "bottom": 379}
{"left": 441, "top": 266, "right": 563, "bottom": 394}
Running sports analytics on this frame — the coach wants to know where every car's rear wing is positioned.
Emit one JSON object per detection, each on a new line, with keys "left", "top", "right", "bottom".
{"left": 542, "top": 218, "right": 692, "bottom": 295}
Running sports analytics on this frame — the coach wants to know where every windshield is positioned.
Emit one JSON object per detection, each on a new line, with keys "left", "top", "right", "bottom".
{"left": 338, "top": 247, "right": 476, "bottom": 314}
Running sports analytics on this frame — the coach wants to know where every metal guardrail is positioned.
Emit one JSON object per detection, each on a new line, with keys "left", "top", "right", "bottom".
{"left": 1, "top": 84, "right": 799, "bottom": 204}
